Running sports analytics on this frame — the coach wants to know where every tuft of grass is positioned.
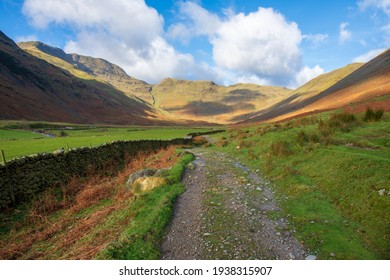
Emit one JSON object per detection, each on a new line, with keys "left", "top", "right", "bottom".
{"left": 296, "top": 130, "right": 308, "bottom": 146}
{"left": 270, "top": 140, "right": 292, "bottom": 157}
{"left": 364, "top": 107, "right": 384, "bottom": 122}
{"left": 328, "top": 112, "right": 358, "bottom": 132}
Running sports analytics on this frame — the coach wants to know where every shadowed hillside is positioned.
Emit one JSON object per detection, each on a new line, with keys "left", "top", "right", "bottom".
{"left": 238, "top": 50, "right": 390, "bottom": 124}
{"left": 19, "top": 41, "right": 154, "bottom": 104}
{"left": 19, "top": 42, "right": 293, "bottom": 124}
{"left": 151, "top": 78, "right": 292, "bottom": 124}
{"left": 0, "top": 31, "right": 169, "bottom": 125}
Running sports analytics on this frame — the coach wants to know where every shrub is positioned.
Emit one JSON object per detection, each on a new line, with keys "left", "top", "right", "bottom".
{"left": 363, "top": 107, "right": 384, "bottom": 122}
{"left": 270, "top": 140, "right": 292, "bottom": 157}
{"left": 60, "top": 131, "right": 68, "bottom": 137}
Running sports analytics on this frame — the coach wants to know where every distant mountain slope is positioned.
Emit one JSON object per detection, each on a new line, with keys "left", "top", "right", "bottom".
{"left": 0, "top": 31, "right": 169, "bottom": 125}
{"left": 19, "top": 42, "right": 293, "bottom": 124}
{"left": 151, "top": 78, "right": 292, "bottom": 124}
{"left": 18, "top": 41, "right": 154, "bottom": 103}
{"left": 291, "top": 63, "right": 363, "bottom": 99}
{"left": 238, "top": 51, "right": 390, "bottom": 124}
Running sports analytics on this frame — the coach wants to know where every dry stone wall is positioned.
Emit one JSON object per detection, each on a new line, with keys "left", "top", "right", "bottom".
{"left": 0, "top": 138, "right": 191, "bottom": 209}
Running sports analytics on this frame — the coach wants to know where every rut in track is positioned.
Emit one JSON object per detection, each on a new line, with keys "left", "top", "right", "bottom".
{"left": 161, "top": 148, "right": 307, "bottom": 260}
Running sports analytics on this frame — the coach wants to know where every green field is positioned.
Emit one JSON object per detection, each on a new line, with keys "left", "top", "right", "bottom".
{"left": 0, "top": 125, "right": 213, "bottom": 162}
{"left": 210, "top": 110, "right": 390, "bottom": 259}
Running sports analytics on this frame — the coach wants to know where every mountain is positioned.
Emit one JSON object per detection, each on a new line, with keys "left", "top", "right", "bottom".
{"left": 18, "top": 41, "right": 154, "bottom": 103}
{"left": 19, "top": 42, "right": 293, "bottom": 124}
{"left": 238, "top": 51, "right": 390, "bottom": 124}
{"left": 17, "top": 38, "right": 388, "bottom": 126}
{"left": 150, "top": 78, "right": 292, "bottom": 124}
{"left": 0, "top": 31, "right": 172, "bottom": 125}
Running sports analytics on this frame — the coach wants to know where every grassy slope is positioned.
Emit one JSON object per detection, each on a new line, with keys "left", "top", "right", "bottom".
{"left": 97, "top": 153, "right": 194, "bottom": 259}
{"left": 18, "top": 43, "right": 212, "bottom": 125}
{"left": 17, "top": 41, "right": 294, "bottom": 125}
{"left": 291, "top": 64, "right": 364, "bottom": 103}
{"left": 0, "top": 148, "right": 194, "bottom": 259}
{"left": 152, "top": 78, "right": 292, "bottom": 124}
{"left": 0, "top": 126, "right": 212, "bottom": 160}
{"left": 19, "top": 43, "right": 153, "bottom": 101}
{"left": 1, "top": 32, "right": 168, "bottom": 126}
{"left": 210, "top": 111, "right": 390, "bottom": 259}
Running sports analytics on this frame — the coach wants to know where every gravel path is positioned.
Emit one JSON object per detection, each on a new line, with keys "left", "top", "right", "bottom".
{"left": 161, "top": 148, "right": 306, "bottom": 260}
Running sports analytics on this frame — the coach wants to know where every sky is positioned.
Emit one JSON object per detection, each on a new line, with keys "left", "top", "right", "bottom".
{"left": 0, "top": 0, "right": 389, "bottom": 88}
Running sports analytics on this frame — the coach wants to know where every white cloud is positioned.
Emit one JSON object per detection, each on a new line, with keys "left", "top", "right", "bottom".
{"left": 22, "top": 0, "right": 324, "bottom": 87}
{"left": 169, "top": 3, "right": 322, "bottom": 87}
{"left": 352, "top": 48, "right": 386, "bottom": 62}
{"left": 168, "top": 1, "right": 222, "bottom": 39}
{"left": 293, "top": 65, "right": 324, "bottom": 88}
{"left": 212, "top": 8, "right": 302, "bottom": 80}
{"left": 339, "top": 22, "right": 352, "bottom": 44}
{"left": 15, "top": 34, "right": 38, "bottom": 42}
{"left": 358, "top": 0, "right": 390, "bottom": 15}
{"left": 22, "top": 0, "right": 199, "bottom": 83}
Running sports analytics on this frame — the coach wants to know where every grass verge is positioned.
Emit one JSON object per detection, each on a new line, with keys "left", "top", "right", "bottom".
{"left": 96, "top": 152, "right": 194, "bottom": 259}
{"left": 209, "top": 110, "right": 389, "bottom": 259}
{"left": 0, "top": 147, "right": 194, "bottom": 259}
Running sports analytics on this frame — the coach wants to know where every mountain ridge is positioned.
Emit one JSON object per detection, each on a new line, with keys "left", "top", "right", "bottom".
{"left": 0, "top": 31, "right": 180, "bottom": 125}
{"left": 9, "top": 35, "right": 390, "bottom": 126}
{"left": 237, "top": 50, "right": 390, "bottom": 124}
{"left": 19, "top": 41, "right": 294, "bottom": 124}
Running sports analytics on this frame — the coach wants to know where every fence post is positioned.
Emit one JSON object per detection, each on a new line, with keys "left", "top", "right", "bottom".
{"left": 1, "top": 149, "right": 6, "bottom": 166}
{"left": 2, "top": 150, "right": 15, "bottom": 205}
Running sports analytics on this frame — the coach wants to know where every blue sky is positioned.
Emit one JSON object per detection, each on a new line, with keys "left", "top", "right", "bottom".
{"left": 1, "top": 0, "right": 389, "bottom": 88}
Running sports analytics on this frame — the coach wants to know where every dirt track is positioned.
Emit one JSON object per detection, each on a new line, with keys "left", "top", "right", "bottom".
{"left": 161, "top": 148, "right": 306, "bottom": 260}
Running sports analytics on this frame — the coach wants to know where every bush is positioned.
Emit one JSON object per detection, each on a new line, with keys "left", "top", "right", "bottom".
{"left": 363, "top": 107, "right": 384, "bottom": 122}
{"left": 270, "top": 140, "right": 292, "bottom": 157}
{"left": 59, "top": 131, "right": 68, "bottom": 137}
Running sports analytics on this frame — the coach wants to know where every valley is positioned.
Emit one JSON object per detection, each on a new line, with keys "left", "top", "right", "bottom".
{"left": 0, "top": 29, "right": 389, "bottom": 261}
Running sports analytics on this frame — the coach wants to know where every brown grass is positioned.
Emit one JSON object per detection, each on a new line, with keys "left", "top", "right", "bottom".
{"left": 0, "top": 146, "right": 180, "bottom": 260}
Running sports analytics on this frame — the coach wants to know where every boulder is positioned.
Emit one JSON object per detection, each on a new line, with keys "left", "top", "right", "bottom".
{"left": 131, "top": 177, "right": 167, "bottom": 193}
{"left": 126, "top": 168, "right": 156, "bottom": 187}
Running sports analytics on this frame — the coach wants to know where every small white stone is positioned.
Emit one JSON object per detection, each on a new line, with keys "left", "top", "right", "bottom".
{"left": 305, "top": 255, "right": 317, "bottom": 260}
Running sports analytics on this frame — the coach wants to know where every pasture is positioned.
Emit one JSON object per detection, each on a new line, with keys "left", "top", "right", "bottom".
{"left": 0, "top": 124, "right": 213, "bottom": 161}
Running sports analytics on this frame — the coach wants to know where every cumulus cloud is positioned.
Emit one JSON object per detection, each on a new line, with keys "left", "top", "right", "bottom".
{"left": 339, "top": 22, "right": 352, "bottom": 44}
{"left": 22, "top": 0, "right": 199, "bottom": 83}
{"left": 294, "top": 65, "right": 324, "bottom": 88}
{"left": 169, "top": 3, "right": 323, "bottom": 87}
{"left": 22, "top": 0, "right": 324, "bottom": 87}
{"left": 352, "top": 48, "right": 386, "bottom": 62}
